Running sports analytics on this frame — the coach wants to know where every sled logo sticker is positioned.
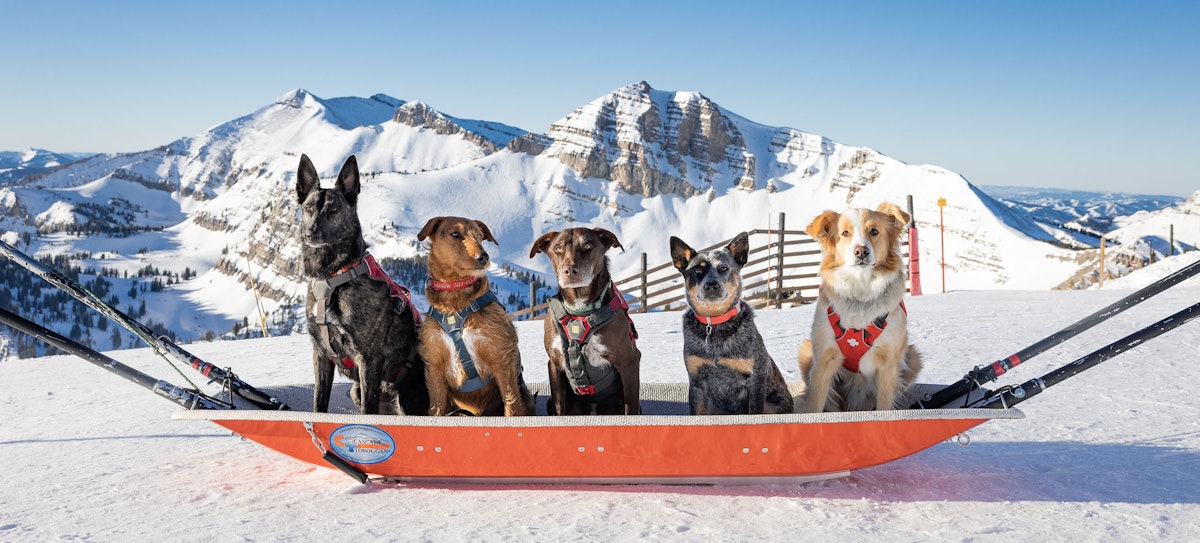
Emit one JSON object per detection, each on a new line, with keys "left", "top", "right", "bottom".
{"left": 329, "top": 425, "right": 395, "bottom": 464}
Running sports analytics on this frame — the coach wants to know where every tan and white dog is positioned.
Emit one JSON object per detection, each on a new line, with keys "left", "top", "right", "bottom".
{"left": 799, "top": 203, "right": 922, "bottom": 412}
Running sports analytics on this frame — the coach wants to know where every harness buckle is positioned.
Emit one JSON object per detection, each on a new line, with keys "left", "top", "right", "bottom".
{"left": 575, "top": 385, "right": 596, "bottom": 395}
{"left": 443, "top": 312, "right": 464, "bottom": 332}
{"left": 561, "top": 316, "right": 592, "bottom": 342}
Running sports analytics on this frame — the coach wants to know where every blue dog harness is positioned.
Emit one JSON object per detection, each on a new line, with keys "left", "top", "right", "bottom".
{"left": 428, "top": 290, "right": 499, "bottom": 393}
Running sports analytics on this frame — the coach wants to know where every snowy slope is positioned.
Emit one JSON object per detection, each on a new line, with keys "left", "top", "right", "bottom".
{"left": 2, "top": 288, "right": 1199, "bottom": 541}
{"left": 1100, "top": 251, "right": 1200, "bottom": 290}
{"left": 1107, "top": 190, "right": 1200, "bottom": 256}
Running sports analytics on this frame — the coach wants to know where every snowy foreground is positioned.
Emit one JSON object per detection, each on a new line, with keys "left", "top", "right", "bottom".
{"left": 3, "top": 287, "right": 1200, "bottom": 542}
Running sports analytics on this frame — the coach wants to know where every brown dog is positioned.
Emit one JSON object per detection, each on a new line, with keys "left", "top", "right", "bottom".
{"left": 417, "top": 216, "right": 534, "bottom": 416}
{"left": 530, "top": 227, "right": 641, "bottom": 415}
{"left": 799, "top": 203, "right": 922, "bottom": 412}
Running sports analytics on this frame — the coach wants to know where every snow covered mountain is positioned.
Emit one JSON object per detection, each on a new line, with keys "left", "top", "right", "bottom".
{"left": 1107, "top": 190, "right": 1200, "bottom": 255}
{"left": 0, "top": 148, "right": 93, "bottom": 184}
{"left": 1036, "top": 190, "right": 1200, "bottom": 289}
{"left": 0, "top": 83, "right": 1186, "bottom": 358}
{"left": 981, "top": 185, "right": 1182, "bottom": 238}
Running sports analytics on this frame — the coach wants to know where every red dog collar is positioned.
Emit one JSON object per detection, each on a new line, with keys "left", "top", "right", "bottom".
{"left": 695, "top": 302, "right": 741, "bottom": 325}
{"left": 429, "top": 277, "right": 480, "bottom": 291}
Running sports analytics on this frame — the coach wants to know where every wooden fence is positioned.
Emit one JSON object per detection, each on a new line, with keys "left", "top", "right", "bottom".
{"left": 510, "top": 212, "right": 914, "bottom": 321}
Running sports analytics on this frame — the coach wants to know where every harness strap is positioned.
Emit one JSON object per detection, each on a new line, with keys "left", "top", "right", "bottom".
{"left": 827, "top": 300, "right": 907, "bottom": 373}
{"left": 429, "top": 290, "right": 499, "bottom": 393}
{"left": 309, "top": 253, "right": 420, "bottom": 377}
{"left": 547, "top": 282, "right": 635, "bottom": 397}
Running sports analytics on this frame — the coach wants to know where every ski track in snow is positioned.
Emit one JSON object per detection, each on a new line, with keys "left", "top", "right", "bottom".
{"left": 2, "top": 288, "right": 1200, "bottom": 541}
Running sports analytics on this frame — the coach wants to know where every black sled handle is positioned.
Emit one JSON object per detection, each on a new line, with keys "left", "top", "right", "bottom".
{"left": 915, "top": 258, "right": 1200, "bottom": 409}
{"left": 977, "top": 300, "right": 1200, "bottom": 409}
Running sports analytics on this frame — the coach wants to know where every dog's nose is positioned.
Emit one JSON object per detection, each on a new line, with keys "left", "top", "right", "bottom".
{"left": 854, "top": 245, "right": 871, "bottom": 261}
{"left": 703, "top": 281, "right": 721, "bottom": 293}
{"left": 476, "top": 251, "right": 490, "bottom": 266}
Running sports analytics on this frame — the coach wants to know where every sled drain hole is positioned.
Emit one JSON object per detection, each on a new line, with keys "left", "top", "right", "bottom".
{"left": 577, "top": 446, "right": 605, "bottom": 452}
{"left": 741, "top": 448, "right": 770, "bottom": 454}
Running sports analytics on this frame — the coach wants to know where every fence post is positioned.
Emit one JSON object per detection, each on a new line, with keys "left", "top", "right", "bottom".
{"left": 775, "top": 212, "right": 785, "bottom": 309}
{"left": 1099, "top": 237, "right": 1107, "bottom": 287}
{"left": 639, "top": 252, "right": 648, "bottom": 313}
{"left": 1170, "top": 224, "right": 1175, "bottom": 256}
{"left": 528, "top": 282, "right": 536, "bottom": 320}
{"left": 907, "top": 195, "right": 922, "bottom": 296}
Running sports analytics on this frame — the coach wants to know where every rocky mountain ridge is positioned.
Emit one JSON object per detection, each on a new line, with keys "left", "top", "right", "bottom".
{"left": 1, "top": 83, "right": 1192, "bottom": 359}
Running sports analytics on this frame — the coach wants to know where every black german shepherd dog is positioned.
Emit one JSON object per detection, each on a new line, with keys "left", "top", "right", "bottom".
{"left": 297, "top": 154, "right": 428, "bottom": 415}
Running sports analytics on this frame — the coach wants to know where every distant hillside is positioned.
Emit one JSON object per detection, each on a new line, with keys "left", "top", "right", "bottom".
{"left": 981, "top": 185, "right": 1182, "bottom": 239}
{"left": 0, "top": 149, "right": 94, "bottom": 184}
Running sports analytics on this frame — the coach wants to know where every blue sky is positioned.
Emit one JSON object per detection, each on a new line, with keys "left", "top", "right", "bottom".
{"left": 1, "top": 1, "right": 1197, "bottom": 196}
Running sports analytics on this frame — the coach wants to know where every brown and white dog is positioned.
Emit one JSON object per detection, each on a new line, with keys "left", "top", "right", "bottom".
{"left": 417, "top": 216, "right": 534, "bottom": 416}
{"left": 799, "top": 203, "right": 922, "bottom": 412}
{"left": 530, "top": 227, "right": 641, "bottom": 416}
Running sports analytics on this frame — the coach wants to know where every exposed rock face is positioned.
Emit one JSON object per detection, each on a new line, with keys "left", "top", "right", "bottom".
{"left": 392, "top": 101, "right": 527, "bottom": 154}
{"left": 393, "top": 101, "right": 501, "bottom": 153}
{"left": 212, "top": 181, "right": 304, "bottom": 303}
{"left": 0, "top": 189, "right": 29, "bottom": 222}
{"left": 537, "top": 81, "right": 755, "bottom": 198}
{"left": 505, "top": 133, "right": 552, "bottom": 155}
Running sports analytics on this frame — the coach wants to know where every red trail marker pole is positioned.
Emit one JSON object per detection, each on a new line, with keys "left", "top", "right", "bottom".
{"left": 906, "top": 195, "right": 922, "bottom": 295}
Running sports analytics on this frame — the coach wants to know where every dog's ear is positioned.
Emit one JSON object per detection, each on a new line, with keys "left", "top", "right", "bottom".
{"left": 669, "top": 236, "right": 696, "bottom": 273}
{"left": 725, "top": 231, "right": 750, "bottom": 267}
{"left": 876, "top": 202, "right": 911, "bottom": 229}
{"left": 593, "top": 228, "right": 624, "bottom": 252}
{"left": 417, "top": 217, "right": 444, "bottom": 241}
{"left": 475, "top": 220, "right": 499, "bottom": 245}
{"left": 529, "top": 231, "right": 558, "bottom": 258}
{"left": 335, "top": 155, "right": 361, "bottom": 206}
{"left": 806, "top": 211, "right": 839, "bottom": 242}
{"left": 296, "top": 154, "right": 319, "bottom": 205}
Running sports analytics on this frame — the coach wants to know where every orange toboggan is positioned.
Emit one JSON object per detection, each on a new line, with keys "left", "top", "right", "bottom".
{"left": 174, "top": 383, "right": 1021, "bottom": 485}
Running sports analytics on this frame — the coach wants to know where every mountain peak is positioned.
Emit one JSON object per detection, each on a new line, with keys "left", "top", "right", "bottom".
{"left": 540, "top": 82, "right": 750, "bottom": 198}
{"left": 368, "top": 93, "right": 403, "bottom": 108}
{"left": 274, "top": 88, "right": 318, "bottom": 109}
{"left": 618, "top": 80, "right": 653, "bottom": 95}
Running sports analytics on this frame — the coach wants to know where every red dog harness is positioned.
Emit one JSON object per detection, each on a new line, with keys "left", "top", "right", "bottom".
{"left": 311, "top": 253, "right": 420, "bottom": 376}
{"left": 827, "top": 301, "right": 906, "bottom": 373}
{"left": 547, "top": 282, "right": 637, "bottom": 397}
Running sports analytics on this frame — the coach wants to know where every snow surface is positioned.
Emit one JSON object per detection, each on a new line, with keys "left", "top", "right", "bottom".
{"left": 3, "top": 287, "right": 1200, "bottom": 541}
